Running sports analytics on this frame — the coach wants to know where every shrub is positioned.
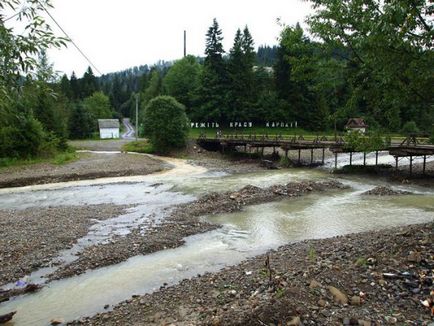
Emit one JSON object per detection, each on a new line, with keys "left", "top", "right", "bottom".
{"left": 401, "top": 121, "right": 419, "bottom": 135}
{"left": 143, "top": 96, "right": 190, "bottom": 153}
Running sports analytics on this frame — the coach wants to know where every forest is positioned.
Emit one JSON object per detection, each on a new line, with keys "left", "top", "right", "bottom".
{"left": 1, "top": 0, "right": 433, "bottom": 159}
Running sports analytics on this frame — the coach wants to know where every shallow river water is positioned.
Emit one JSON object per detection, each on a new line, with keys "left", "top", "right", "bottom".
{"left": 0, "top": 153, "right": 433, "bottom": 325}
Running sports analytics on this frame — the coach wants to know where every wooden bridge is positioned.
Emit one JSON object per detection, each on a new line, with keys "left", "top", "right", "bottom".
{"left": 197, "top": 133, "right": 434, "bottom": 174}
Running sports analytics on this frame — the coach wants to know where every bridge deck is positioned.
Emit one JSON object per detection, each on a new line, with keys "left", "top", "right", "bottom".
{"left": 197, "top": 135, "right": 434, "bottom": 157}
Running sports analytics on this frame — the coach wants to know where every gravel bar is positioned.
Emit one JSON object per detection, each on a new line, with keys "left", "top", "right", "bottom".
{"left": 72, "top": 222, "right": 434, "bottom": 325}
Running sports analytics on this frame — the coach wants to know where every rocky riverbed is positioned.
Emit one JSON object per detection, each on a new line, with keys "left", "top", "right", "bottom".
{"left": 49, "top": 180, "right": 347, "bottom": 280}
{"left": 0, "top": 205, "right": 129, "bottom": 290}
{"left": 71, "top": 222, "right": 434, "bottom": 325}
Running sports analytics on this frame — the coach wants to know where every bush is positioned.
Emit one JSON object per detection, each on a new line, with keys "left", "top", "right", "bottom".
{"left": 143, "top": 96, "right": 190, "bottom": 153}
{"left": 401, "top": 121, "right": 419, "bottom": 135}
{"left": 122, "top": 141, "right": 154, "bottom": 154}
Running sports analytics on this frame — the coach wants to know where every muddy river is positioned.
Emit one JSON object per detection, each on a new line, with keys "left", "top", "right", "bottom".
{"left": 0, "top": 153, "right": 433, "bottom": 325}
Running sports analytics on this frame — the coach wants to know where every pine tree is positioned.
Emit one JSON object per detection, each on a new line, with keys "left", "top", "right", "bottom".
{"left": 197, "top": 18, "right": 229, "bottom": 122}
{"left": 226, "top": 26, "right": 257, "bottom": 121}
{"left": 60, "top": 74, "right": 72, "bottom": 99}
{"left": 81, "top": 67, "right": 98, "bottom": 98}
{"left": 70, "top": 72, "right": 80, "bottom": 100}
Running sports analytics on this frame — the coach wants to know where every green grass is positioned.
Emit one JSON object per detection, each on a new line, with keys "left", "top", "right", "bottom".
{"left": 0, "top": 150, "right": 79, "bottom": 169}
{"left": 122, "top": 140, "right": 154, "bottom": 154}
{"left": 51, "top": 151, "right": 79, "bottom": 165}
{"left": 189, "top": 127, "right": 336, "bottom": 139}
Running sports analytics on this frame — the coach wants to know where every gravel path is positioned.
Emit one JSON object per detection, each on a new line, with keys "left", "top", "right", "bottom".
{"left": 0, "top": 152, "right": 164, "bottom": 188}
{"left": 49, "top": 181, "right": 346, "bottom": 280}
{"left": 0, "top": 204, "right": 129, "bottom": 287}
{"left": 72, "top": 222, "right": 434, "bottom": 325}
{"left": 69, "top": 139, "right": 133, "bottom": 152}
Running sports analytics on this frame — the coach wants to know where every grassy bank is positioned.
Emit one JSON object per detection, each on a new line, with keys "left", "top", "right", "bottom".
{"left": 0, "top": 150, "right": 79, "bottom": 169}
{"left": 121, "top": 140, "right": 154, "bottom": 154}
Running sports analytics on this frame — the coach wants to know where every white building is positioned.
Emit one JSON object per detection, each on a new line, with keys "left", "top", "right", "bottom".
{"left": 98, "top": 119, "right": 120, "bottom": 139}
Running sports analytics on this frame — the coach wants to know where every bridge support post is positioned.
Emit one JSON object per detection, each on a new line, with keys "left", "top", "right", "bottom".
{"left": 409, "top": 155, "right": 413, "bottom": 175}
{"left": 298, "top": 149, "right": 301, "bottom": 164}
{"left": 375, "top": 151, "right": 378, "bottom": 166}
{"left": 363, "top": 153, "right": 366, "bottom": 166}
{"left": 310, "top": 149, "right": 314, "bottom": 165}
{"left": 423, "top": 155, "right": 426, "bottom": 175}
{"left": 395, "top": 156, "right": 399, "bottom": 170}
{"left": 285, "top": 149, "right": 288, "bottom": 159}
{"left": 349, "top": 152, "right": 352, "bottom": 166}
{"left": 321, "top": 148, "right": 325, "bottom": 165}
{"left": 334, "top": 152, "right": 338, "bottom": 169}
{"left": 261, "top": 147, "right": 264, "bottom": 158}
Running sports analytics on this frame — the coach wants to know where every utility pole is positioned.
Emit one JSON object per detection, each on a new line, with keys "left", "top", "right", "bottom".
{"left": 184, "top": 30, "right": 186, "bottom": 57}
{"left": 135, "top": 94, "right": 139, "bottom": 141}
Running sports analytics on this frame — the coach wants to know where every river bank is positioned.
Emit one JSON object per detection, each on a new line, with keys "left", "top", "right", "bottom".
{"left": 72, "top": 222, "right": 434, "bottom": 325}
{"left": 0, "top": 152, "right": 164, "bottom": 188}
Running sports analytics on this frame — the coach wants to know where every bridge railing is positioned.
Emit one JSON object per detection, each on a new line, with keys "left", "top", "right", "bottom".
{"left": 198, "top": 132, "right": 348, "bottom": 145}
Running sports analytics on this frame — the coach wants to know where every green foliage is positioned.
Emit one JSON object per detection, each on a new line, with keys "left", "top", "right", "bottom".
{"left": 81, "top": 67, "right": 98, "bottom": 98}
{"left": 121, "top": 141, "right": 154, "bottom": 154}
{"left": 430, "top": 127, "right": 434, "bottom": 144}
{"left": 83, "top": 91, "right": 113, "bottom": 122}
{"left": 51, "top": 151, "right": 78, "bottom": 165}
{"left": 0, "top": 0, "right": 67, "bottom": 104}
{"left": 68, "top": 103, "right": 93, "bottom": 139}
{"left": 401, "top": 121, "right": 420, "bottom": 135}
{"left": 143, "top": 96, "right": 190, "bottom": 152}
{"left": 162, "top": 55, "right": 201, "bottom": 115}
{"left": 0, "top": 1, "right": 69, "bottom": 159}
{"left": 0, "top": 149, "right": 78, "bottom": 168}
{"left": 226, "top": 27, "right": 257, "bottom": 121}
{"left": 344, "top": 131, "right": 385, "bottom": 152}
{"left": 196, "top": 19, "right": 229, "bottom": 122}
{"left": 0, "top": 112, "right": 46, "bottom": 158}
{"left": 308, "top": 0, "right": 434, "bottom": 132}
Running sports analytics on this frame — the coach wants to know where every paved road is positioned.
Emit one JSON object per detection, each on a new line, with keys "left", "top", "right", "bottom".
{"left": 122, "top": 118, "right": 136, "bottom": 139}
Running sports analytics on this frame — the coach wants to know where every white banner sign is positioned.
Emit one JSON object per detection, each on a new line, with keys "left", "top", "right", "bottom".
{"left": 229, "top": 122, "right": 253, "bottom": 128}
{"left": 265, "top": 121, "right": 297, "bottom": 128}
{"left": 191, "top": 122, "right": 220, "bottom": 128}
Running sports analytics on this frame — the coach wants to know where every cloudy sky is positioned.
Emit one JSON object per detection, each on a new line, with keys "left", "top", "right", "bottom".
{"left": 43, "top": 0, "right": 313, "bottom": 77}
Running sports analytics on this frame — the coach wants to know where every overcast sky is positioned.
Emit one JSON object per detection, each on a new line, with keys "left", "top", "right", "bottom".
{"left": 44, "top": 0, "right": 313, "bottom": 77}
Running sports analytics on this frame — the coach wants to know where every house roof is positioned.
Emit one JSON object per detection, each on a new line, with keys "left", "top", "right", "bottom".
{"left": 345, "top": 118, "right": 368, "bottom": 128}
{"left": 98, "top": 119, "right": 120, "bottom": 129}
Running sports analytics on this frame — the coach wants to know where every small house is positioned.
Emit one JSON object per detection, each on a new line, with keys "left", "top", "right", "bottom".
{"left": 345, "top": 118, "right": 368, "bottom": 133}
{"left": 98, "top": 119, "right": 120, "bottom": 139}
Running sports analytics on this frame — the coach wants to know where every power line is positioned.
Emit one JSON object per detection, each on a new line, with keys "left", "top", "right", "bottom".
{"left": 36, "top": 0, "right": 103, "bottom": 75}
{"left": 4, "top": 11, "right": 21, "bottom": 22}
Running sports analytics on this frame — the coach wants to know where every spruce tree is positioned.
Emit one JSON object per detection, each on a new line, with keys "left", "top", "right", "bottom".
{"left": 197, "top": 18, "right": 229, "bottom": 123}
{"left": 227, "top": 26, "right": 257, "bottom": 121}
{"left": 60, "top": 74, "right": 72, "bottom": 100}
{"left": 81, "top": 67, "right": 98, "bottom": 98}
{"left": 70, "top": 72, "right": 80, "bottom": 100}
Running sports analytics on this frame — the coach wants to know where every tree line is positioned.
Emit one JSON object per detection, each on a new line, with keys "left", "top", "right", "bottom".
{"left": 1, "top": 0, "right": 433, "bottom": 159}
